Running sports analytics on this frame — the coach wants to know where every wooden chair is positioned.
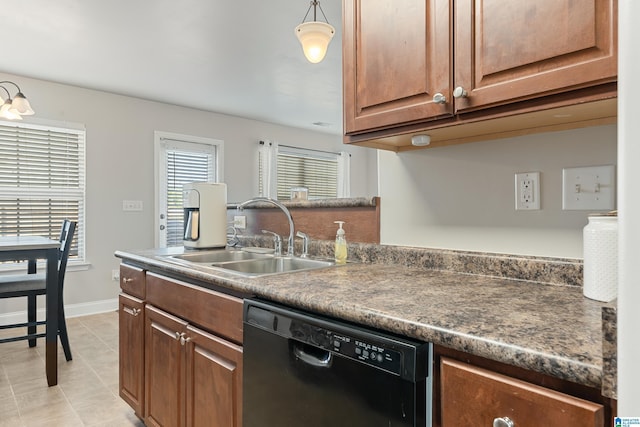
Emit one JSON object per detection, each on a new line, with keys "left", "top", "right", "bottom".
{"left": 0, "top": 220, "right": 77, "bottom": 361}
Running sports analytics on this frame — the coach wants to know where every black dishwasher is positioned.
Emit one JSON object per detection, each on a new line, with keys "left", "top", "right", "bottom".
{"left": 243, "top": 299, "right": 432, "bottom": 427}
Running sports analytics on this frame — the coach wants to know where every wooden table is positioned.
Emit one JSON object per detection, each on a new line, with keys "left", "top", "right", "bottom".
{"left": 0, "top": 236, "right": 60, "bottom": 386}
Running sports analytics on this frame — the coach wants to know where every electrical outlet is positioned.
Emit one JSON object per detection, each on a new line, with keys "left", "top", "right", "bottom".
{"left": 111, "top": 269, "right": 120, "bottom": 281}
{"left": 515, "top": 172, "right": 541, "bottom": 210}
{"left": 233, "top": 215, "right": 246, "bottom": 229}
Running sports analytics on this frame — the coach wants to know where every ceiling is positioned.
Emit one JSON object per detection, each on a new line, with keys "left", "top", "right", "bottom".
{"left": 1, "top": 0, "right": 344, "bottom": 135}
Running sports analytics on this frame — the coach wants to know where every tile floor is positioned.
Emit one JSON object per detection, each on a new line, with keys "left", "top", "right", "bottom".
{"left": 0, "top": 311, "right": 143, "bottom": 427}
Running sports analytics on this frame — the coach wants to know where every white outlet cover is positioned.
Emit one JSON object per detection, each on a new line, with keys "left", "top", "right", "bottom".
{"left": 515, "top": 172, "right": 541, "bottom": 210}
{"left": 562, "top": 165, "right": 615, "bottom": 211}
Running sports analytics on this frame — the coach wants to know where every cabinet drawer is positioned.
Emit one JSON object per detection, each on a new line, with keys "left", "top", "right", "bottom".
{"left": 120, "top": 264, "right": 146, "bottom": 299}
{"left": 145, "top": 272, "right": 243, "bottom": 344}
{"left": 441, "top": 357, "right": 604, "bottom": 427}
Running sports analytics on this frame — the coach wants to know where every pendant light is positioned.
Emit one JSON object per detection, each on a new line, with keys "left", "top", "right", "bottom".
{"left": 295, "top": 1, "right": 335, "bottom": 64}
{"left": 0, "top": 81, "right": 35, "bottom": 120}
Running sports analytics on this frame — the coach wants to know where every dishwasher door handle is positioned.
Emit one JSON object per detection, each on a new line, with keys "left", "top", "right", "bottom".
{"left": 293, "top": 343, "right": 333, "bottom": 368}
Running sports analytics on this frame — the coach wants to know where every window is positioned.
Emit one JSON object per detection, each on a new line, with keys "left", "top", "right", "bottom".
{"left": 0, "top": 120, "right": 86, "bottom": 262}
{"left": 258, "top": 141, "right": 350, "bottom": 200}
{"left": 155, "top": 132, "right": 223, "bottom": 248}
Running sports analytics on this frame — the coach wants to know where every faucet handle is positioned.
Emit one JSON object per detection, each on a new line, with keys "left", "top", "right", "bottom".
{"left": 261, "top": 229, "right": 282, "bottom": 256}
{"left": 296, "top": 231, "right": 310, "bottom": 258}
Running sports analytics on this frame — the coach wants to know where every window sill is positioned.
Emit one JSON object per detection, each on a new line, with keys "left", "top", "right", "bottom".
{"left": 0, "top": 260, "right": 91, "bottom": 275}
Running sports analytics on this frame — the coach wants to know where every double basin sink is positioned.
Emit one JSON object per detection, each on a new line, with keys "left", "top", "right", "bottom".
{"left": 163, "top": 249, "right": 336, "bottom": 277}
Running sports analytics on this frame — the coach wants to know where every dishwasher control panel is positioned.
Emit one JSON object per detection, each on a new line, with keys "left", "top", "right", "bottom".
{"left": 245, "top": 299, "right": 429, "bottom": 380}
{"left": 333, "top": 333, "right": 402, "bottom": 375}
{"left": 289, "top": 320, "right": 403, "bottom": 375}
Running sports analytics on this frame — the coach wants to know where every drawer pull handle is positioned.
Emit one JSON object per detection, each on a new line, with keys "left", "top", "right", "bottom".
{"left": 175, "top": 331, "right": 183, "bottom": 340}
{"left": 122, "top": 277, "right": 133, "bottom": 283}
{"left": 123, "top": 307, "right": 141, "bottom": 317}
{"left": 493, "top": 417, "right": 514, "bottom": 427}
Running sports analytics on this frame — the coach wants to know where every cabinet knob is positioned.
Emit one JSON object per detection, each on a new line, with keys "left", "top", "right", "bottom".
{"left": 180, "top": 335, "right": 192, "bottom": 346}
{"left": 432, "top": 93, "right": 447, "bottom": 104}
{"left": 493, "top": 417, "right": 514, "bottom": 427}
{"left": 122, "top": 277, "right": 133, "bottom": 283}
{"left": 453, "top": 86, "right": 468, "bottom": 98}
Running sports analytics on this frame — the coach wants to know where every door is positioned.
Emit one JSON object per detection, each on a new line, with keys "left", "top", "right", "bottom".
{"left": 454, "top": 0, "right": 617, "bottom": 112}
{"left": 184, "top": 325, "right": 243, "bottom": 427}
{"left": 119, "top": 294, "right": 145, "bottom": 419}
{"left": 154, "top": 131, "right": 223, "bottom": 248}
{"left": 145, "top": 305, "right": 188, "bottom": 427}
{"left": 343, "top": 0, "right": 452, "bottom": 134}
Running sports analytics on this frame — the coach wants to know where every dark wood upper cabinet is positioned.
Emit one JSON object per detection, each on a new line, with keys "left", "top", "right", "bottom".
{"left": 343, "top": 0, "right": 452, "bottom": 133}
{"left": 454, "top": 0, "right": 617, "bottom": 112}
{"left": 342, "top": 0, "right": 617, "bottom": 150}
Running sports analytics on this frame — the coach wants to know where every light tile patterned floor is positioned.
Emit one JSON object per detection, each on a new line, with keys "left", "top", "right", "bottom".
{"left": 0, "top": 311, "right": 143, "bottom": 426}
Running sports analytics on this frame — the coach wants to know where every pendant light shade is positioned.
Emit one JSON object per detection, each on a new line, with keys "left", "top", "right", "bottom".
{"left": 295, "top": 1, "right": 335, "bottom": 64}
{"left": 295, "top": 22, "right": 335, "bottom": 63}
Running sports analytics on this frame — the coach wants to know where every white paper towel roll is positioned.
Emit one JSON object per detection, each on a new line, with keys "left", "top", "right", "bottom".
{"left": 583, "top": 213, "right": 618, "bottom": 302}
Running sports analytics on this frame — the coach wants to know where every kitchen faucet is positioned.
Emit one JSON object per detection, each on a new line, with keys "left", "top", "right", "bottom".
{"left": 237, "top": 197, "right": 295, "bottom": 256}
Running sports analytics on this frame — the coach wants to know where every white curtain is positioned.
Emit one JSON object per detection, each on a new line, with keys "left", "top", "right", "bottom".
{"left": 258, "top": 140, "right": 278, "bottom": 198}
{"left": 337, "top": 151, "right": 351, "bottom": 198}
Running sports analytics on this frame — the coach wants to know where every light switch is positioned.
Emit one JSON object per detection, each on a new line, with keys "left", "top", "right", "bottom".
{"left": 562, "top": 165, "right": 615, "bottom": 211}
{"left": 123, "top": 200, "right": 143, "bottom": 211}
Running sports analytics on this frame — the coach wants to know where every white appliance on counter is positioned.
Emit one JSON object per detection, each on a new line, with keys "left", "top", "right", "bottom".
{"left": 183, "top": 182, "right": 227, "bottom": 249}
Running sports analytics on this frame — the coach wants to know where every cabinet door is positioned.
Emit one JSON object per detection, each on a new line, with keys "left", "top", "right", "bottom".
{"left": 440, "top": 357, "right": 604, "bottom": 427}
{"left": 343, "top": 0, "right": 452, "bottom": 133}
{"left": 184, "top": 325, "right": 243, "bottom": 427}
{"left": 145, "top": 305, "right": 188, "bottom": 427}
{"left": 454, "top": 0, "right": 617, "bottom": 112}
{"left": 119, "top": 294, "right": 145, "bottom": 419}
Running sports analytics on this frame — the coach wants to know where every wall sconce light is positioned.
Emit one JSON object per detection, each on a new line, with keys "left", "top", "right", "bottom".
{"left": 0, "top": 81, "right": 35, "bottom": 120}
{"left": 295, "top": 1, "right": 335, "bottom": 64}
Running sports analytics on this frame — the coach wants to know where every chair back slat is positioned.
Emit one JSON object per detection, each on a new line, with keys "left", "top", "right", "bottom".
{"left": 57, "top": 220, "right": 76, "bottom": 288}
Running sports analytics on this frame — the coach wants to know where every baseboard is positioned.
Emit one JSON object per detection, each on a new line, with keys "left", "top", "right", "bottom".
{"left": 0, "top": 298, "right": 118, "bottom": 326}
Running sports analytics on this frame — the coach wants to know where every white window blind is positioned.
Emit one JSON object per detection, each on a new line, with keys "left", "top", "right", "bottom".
{"left": 156, "top": 134, "right": 221, "bottom": 248}
{"left": 259, "top": 142, "right": 350, "bottom": 200}
{"left": 165, "top": 150, "right": 214, "bottom": 247}
{"left": 0, "top": 121, "right": 86, "bottom": 261}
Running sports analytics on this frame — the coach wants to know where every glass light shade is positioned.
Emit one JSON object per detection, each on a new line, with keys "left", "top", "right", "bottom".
{"left": 0, "top": 100, "right": 23, "bottom": 120}
{"left": 11, "top": 93, "right": 34, "bottom": 115}
{"left": 295, "top": 21, "right": 335, "bottom": 63}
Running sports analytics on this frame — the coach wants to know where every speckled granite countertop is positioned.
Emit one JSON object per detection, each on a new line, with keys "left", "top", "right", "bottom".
{"left": 115, "top": 243, "right": 609, "bottom": 395}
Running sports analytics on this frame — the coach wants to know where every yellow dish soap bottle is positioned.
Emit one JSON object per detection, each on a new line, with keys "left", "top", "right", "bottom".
{"left": 334, "top": 221, "right": 347, "bottom": 264}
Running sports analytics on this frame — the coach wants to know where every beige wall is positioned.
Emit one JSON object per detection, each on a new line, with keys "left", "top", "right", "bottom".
{"left": 378, "top": 124, "right": 617, "bottom": 258}
{"left": 0, "top": 73, "right": 377, "bottom": 317}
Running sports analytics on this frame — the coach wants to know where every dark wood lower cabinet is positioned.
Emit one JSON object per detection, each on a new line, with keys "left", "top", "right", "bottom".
{"left": 440, "top": 357, "right": 604, "bottom": 427}
{"left": 119, "top": 293, "right": 145, "bottom": 419}
{"left": 185, "top": 325, "right": 242, "bottom": 427}
{"left": 145, "top": 305, "right": 187, "bottom": 427}
{"left": 144, "top": 304, "right": 242, "bottom": 427}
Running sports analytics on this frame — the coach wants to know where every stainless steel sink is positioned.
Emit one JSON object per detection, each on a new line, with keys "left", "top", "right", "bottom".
{"left": 168, "top": 249, "right": 272, "bottom": 264}
{"left": 217, "top": 257, "right": 335, "bottom": 277}
{"left": 163, "top": 249, "right": 337, "bottom": 277}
